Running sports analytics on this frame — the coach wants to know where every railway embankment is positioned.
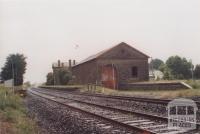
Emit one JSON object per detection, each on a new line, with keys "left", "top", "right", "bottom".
{"left": 0, "top": 85, "right": 41, "bottom": 134}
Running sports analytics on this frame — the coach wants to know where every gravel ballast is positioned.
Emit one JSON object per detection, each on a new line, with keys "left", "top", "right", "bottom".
{"left": 25, "top": 92, "right": 137, "bottom": 134}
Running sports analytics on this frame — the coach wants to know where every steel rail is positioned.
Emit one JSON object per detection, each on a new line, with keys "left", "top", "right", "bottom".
{"left": 28, "top": 89, "right": 157, "bottom": 134}
{"left": 33, "top": 88, "right": 168, "bottom": 121}
{"left": 31, "top": 88, "right": 200, "bottom": 131}
{"left": 37, "top": 87, "right": 200, "bottom": 106}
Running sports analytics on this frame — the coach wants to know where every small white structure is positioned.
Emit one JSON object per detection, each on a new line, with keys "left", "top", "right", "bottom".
{"left": 149, "top": 69, "right": 164, "bottom": 80}
{"left": 4, "top": 79, "right": 14, "bottom": 88}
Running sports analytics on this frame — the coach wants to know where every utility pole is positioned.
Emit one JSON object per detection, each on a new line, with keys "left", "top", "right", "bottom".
{"left": 11, "top": 59, "right": 15, "bottom": 92}
{"left": 53, "top": 72, "right": 56, "bottom": 86}
{"left": 190, "top": 59, "right": 194, "bottom": 82}
{"left": 191, "top": 65, "right": 194, "bottom": 82}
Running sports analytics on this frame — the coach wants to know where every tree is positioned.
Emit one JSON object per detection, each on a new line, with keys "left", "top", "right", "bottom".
{"left": 58, "top": 69, "right": 72, "bottom": 85}
{"left": 165, "top": 56, "right": 192, "bottom": 79}
{"left": 150, "top": 58, "right": 164, "bottom": 70}
{"left": 158, "top": 63, "right": 166, "bottom": 73}
{"left": 1, "top": 54, "right": 27, "bottom": 86}
{"left": 194, "top": 64, "right": 200, "bottom": 79}
{"left": 46, "top": 69, "right": 72, "bottom": 85}
{"left": 46, "top": 72, "right": 54, "bottom": 85}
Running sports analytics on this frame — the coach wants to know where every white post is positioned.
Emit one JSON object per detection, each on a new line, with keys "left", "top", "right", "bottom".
{"left": 150, "top": 57, "right": 154, "bottom": 79}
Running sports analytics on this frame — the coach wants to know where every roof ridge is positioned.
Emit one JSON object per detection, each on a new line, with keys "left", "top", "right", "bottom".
{"left": 73, "top": 42, "right": 149, "bottom": 67}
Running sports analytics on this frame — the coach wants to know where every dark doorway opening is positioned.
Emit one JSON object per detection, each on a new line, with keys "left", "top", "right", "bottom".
{"left": 132, "top": 67, "right": 138, "bottom": 77}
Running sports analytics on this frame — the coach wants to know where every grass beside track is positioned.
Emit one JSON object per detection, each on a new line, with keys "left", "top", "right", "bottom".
{"left": 0, "top": 85, "right": 39, "bottom": 134}
{"left": 81, "top": 80, "right": 200, "bottom": 99}
{"left": 92, "top": 88, "right": 200, "bottom": 99}
{"left": 41, "top": 80, "right": 200, "bottom": 99}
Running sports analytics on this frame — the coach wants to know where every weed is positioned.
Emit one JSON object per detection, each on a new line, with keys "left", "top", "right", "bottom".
{"left": 0, "top": 85, "right": 39, "bottom": 134}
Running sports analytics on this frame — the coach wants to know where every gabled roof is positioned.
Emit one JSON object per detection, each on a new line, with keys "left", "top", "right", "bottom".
{"left": 74, "top": 42, "right": 149, "bottom": 67}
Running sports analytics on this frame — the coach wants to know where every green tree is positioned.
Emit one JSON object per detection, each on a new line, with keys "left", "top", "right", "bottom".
{"left": 158, "top": 64, "right": 174, "bottom": 80}
{"left": 165, "top": 56, "right": 192, "bottom": 79}
{"left": 46, "top": 72, "right": 54, "bottom": 85}
{"left": 58, "top": 69, "right": 72, "bottom": 85}
{"left": 194, "top": 64, "right": 200, "bottom": 79}
{"left": 158, "top": 63, "right": 166, "bottom": 72}
{"left": 150, "top": 58, "right": 164, "bottom": 70}
{"left": 1, "top": 54, "right": 27, "bottom": 86}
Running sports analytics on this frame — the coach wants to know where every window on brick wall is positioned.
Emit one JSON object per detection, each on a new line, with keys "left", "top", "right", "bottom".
{"left": 132, "top": 67, "right": 138, "bottom": 77}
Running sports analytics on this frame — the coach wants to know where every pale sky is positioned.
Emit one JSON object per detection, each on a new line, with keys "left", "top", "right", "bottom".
{"left": 0, "top": 0, "right": 200, "bottom": 84}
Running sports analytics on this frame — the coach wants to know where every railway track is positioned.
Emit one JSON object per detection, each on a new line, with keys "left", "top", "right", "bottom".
{"left": 35, "top": 88, "right": 200, "bottom": 123}
{"left": 37, "top": 87, "right": 200, "bottom": 106}
{"left": 29, "top": 88, "right": 199, "bottom": 134}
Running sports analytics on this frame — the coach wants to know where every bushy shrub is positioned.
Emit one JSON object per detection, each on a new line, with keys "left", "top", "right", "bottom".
{"left": 186, "top": 80, "right": 200, "bottom": 89}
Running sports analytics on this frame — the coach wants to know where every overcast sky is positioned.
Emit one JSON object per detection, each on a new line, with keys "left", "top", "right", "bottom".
{"left": 0, "top": 0, "right": 200, "bottom": 84}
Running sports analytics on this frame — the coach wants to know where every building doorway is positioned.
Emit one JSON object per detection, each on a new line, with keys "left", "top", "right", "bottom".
{"left": 101, "top": 64, "right": 118, "bottom": 89}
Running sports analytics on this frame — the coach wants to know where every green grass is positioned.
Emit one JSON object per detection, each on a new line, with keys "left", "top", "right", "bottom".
{"left": 186, "top": 80, "right": 200, "bottom": 89}
{"left": 79, "top": 80, "right": 200, "bottom": 99}
{"left": 41, "top": 80, "right": 200, "bottom": 99}
{"left": 0, "top": 85, "right": 39, "bottom": 134}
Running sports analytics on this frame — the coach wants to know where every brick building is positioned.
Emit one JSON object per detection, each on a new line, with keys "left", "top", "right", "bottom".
{"left": 52, "top": 60, "right": 75, "bottom": 85}
{"left": 72, "top": 42, "right": 149, "bottom": 89}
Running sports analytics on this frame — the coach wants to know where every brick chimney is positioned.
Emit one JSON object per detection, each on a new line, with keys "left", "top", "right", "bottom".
{"left": 58, "top": 60, "right": 61, "bottom": 67}
{"left": 73, "top": 60, "right": 76, "bottom": 66}
{"left": 69, "top": 59, "right": 72, "bottom": 68}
